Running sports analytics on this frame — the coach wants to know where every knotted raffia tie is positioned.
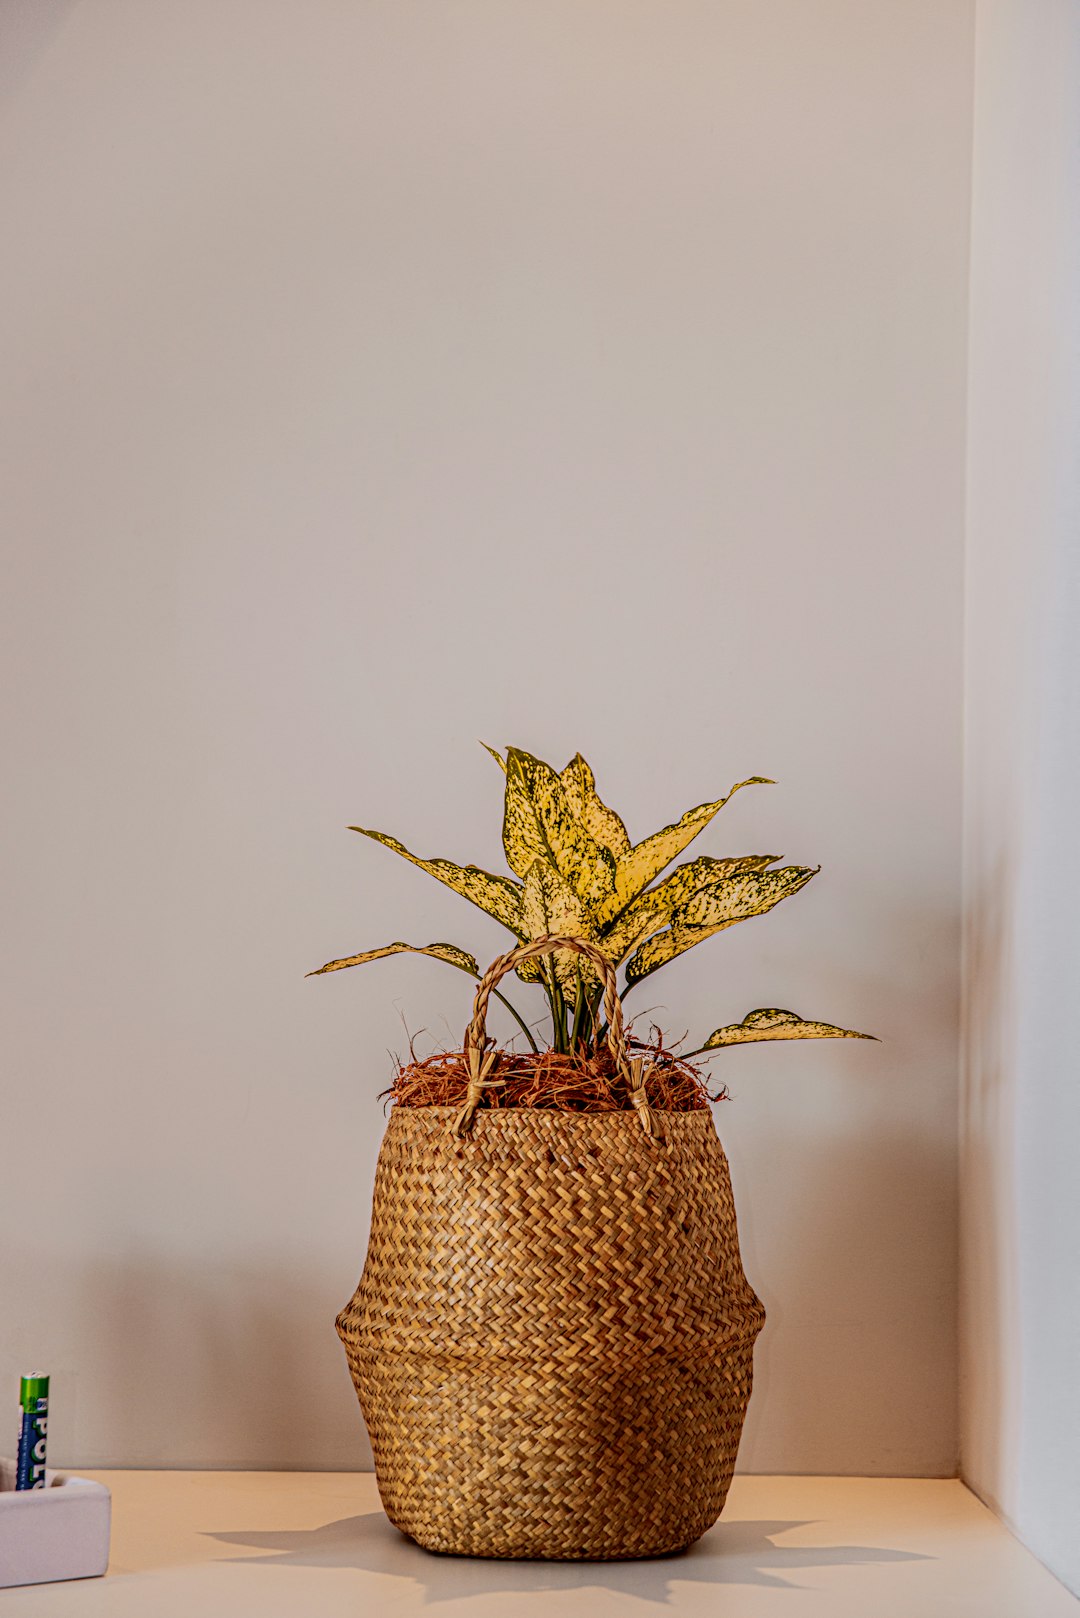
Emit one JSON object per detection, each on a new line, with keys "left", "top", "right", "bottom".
{"left": 454, "top": 935, "right": 663, "bottom": 1144}
{"left": 627, "top": 1055, "right": 661, "bottom": 1141}
{"left": 453, "top": 1045, "right": 503, "bottom": 1138}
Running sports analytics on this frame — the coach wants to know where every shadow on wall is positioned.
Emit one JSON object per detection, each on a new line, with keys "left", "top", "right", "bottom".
{"left": 737, "top": 1120, "right": 958, "bottom": 1477}
{"left": 40, "top": 1124, "right": 956, "bottom": 1475}
{"left": 70, "top": 1250, "right": 372, "bottom": 1469}
{"left": 206, "top": 1509, "right": 930, "bottom": 1604}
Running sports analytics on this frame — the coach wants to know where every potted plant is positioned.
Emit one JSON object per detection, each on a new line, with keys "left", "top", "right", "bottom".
{"left": 314, "top": 746, "right": 872, "bottom": 1560}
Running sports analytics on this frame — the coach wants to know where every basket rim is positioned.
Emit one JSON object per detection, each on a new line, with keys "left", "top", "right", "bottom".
{"left": 384, "top": 1104, "right": 718, "bottom": 1127}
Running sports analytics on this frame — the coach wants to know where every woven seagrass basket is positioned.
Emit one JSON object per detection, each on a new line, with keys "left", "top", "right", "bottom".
{"left": 337, "top": 935, "right": 766, "bottom": 1560}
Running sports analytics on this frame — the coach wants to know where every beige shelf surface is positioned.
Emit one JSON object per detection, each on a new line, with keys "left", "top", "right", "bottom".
{"left": 1, "top": 1472, "right": 1076, "bottom": 1616}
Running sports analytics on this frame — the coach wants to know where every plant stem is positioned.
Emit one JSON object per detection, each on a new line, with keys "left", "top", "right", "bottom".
{"left": 570, "top": 968, "right": 587, "bottom": 1049}
{"left": 491, "top": 988, "right": 540, "bottom": 1053}
{"left": 554, "top": 979, "right": 568, "bottom": 1053}
{"left": 587, "top": 985, "right": 603, "bottom": 1053}
{"left": 575, "top": 983, "right": 601, "bottom": 1055}
{"left": 545, "top": 957, "right": 568, "bottom": 1053}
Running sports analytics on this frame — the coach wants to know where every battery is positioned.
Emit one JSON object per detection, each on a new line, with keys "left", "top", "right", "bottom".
{"left": 16, "top": 1373, "right": 49, "bottom": 1490}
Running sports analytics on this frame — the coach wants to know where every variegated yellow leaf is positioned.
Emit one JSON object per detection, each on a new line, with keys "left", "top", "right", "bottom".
{"left": 623, "top": 922, "right": 715, "bottom": 985}
{"left": 599, "top": 855, "right": 780, "bottom": 964}
{"left": 307, "top": 941, "right": 480, "bottom": 977}
{"left": 520, "top": 858, "right": 587, "bottom": 939}
{"left": 516, "top": 859, "right": 598, "bottom": 986}
{"left": 702, "top": 1008, "right": 877, "bottom": 1047}
{"left": 348, "top": 826, "right": 524, "bottom": 935}
{"left": 502, "top": 747, "right": 615, "bottom": 908}
{"left": 479, "top": 741, "right": 506, "bottom": 772}
{"left": 623, "top": 864, "right": 817, "bottom": 985}
{"left": 677, "top": 863, "right": 817, "bottom": 929}
{"left": 649, "top": 853, "right": 781, "bottom": 909}
{"left": 559, "top": 753, "right": 632, "bottom": 859}
{"left": 597, "top": 776, "right": 773, "bottom": 926}
{"left": 598, "top": 891, "right": 671, "bottom": 966}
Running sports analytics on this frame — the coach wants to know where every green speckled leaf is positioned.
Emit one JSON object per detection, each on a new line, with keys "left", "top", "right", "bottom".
{"left": 623, "top": 921, "right": 713, "bottom": 985}
{"left": 678, "top": 864, "right": 817, "bottom": 928}
{"left": 502, "top": 747, "right": 615, "bottom": 908}
{"left": 516, "top": 859, "right": 597, "bottom": 986}
{"left": 348, "top": 826, "right": 523, "bottom": 934}
{"left": 599, "top": 855, "right": 780, "bottom": 964}
{"left": 598, "top": 776, "right": 773, "bottom": 927}
{"left": 560, "top": 753, "right": 632, "bottom": 859}
{"left": 479, "top": 741, "right": 507, "bottom": 772}
{"left": 307, "top": 940, "right": 480, "bottom": 977}
{"left": 598, "top": 891, "right": 672, "bottom": 967}
{"left": 702, "top": 1008, "right": 877, "bottom": 1047}
{"left": 624, "top": 864, "right": 818, "bottom": 985}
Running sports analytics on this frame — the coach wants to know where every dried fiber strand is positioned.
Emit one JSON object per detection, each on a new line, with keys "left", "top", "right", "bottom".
{"left": 384, "top": 1032, "right": 723, "bottom": 1115}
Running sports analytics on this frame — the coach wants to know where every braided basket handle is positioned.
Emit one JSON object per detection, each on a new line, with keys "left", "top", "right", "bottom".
{"left": 454, "top": 934, "right": 660, "bottom": 1143}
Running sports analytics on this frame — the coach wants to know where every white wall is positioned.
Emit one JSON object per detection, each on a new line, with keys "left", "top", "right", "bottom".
{"left": 0, "top": 1, "right": 971, "bottom": 1472}
{"left": 961, "top": 0, "right": 1080, "bottom": 1596}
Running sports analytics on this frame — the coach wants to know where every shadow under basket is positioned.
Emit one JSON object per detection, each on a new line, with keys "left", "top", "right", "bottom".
{"left": 337, "top": 1104, "right": 765, "bottom": 1560}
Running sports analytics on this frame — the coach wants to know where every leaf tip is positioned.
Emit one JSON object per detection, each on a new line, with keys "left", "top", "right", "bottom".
{"left": 479, "top": 741, "right": 506, "bottom": 770}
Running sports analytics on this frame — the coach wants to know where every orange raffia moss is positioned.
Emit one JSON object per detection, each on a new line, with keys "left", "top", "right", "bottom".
{"left": 386, "top": 1033, "right": 723, "bottom": 1115}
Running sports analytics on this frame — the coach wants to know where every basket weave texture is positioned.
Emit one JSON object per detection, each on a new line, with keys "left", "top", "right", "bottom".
{"left": 337, "top": 1103, "right": 766, "bottom": 1559}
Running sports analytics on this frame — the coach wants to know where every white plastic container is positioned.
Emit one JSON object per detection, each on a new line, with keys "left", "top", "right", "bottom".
{"left": 0, "top": 1460, "right": 110, "bottom": 1588}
